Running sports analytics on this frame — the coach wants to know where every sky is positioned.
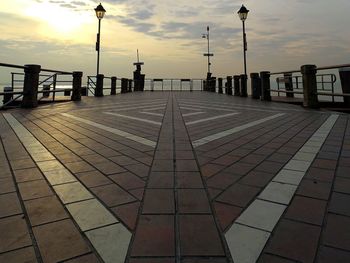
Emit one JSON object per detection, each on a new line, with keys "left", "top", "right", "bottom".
{"left": 0, "top": 0, "right": 350, "bottom": 81}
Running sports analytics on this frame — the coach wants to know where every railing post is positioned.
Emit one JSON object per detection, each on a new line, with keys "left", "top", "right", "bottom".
{"left": 233, "top": 75, "right": 241, "bottom": 96}
{"left": 128, "top": 79, "right": 133, "bottom": 92}
{"left": 240, "top": 74, "right": 248, "bottom": 97}
{"left": 218, "top": 78, "right": 223, "bottom": 94}
{"left": 121, "top": 78, "right": 128, "bottom": 93}
{"left": 301, "top": 65, "right": 319, "bottom": 108}
{"left": 284, "top": 73, "right": 294, "bottom": 98}
{"left": 250, "top": 73, "right": 261, "bottom": 99}
{"left": 226, "top": 76, "right": 233, "bottom": 95}
{"left": 95, "top": 74, "right": 104, "bottom": 97}
{"left": 3, "top": 87, "right": 13, "bottom": 105}
{"left": 111, "top": 77, "right": 117, "bottom": 95}
{"left": 71, "top": 71, "right": 83, "bottom": 101}
{"left": 22, "top": 64, "right": 41, "bottom": 108}
{"left": 260, "top": 71, "right": 271, "bottom": 101}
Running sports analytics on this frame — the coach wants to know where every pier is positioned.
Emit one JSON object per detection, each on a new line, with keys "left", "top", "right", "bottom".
{"left": 1, "top": 91, "right": 350, "bottom": 262}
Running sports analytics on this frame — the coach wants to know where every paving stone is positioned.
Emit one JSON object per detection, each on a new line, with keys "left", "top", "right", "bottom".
{"left": 13, "top": 168, "right": 43, "bottom": 182}
{"left": 33, "top": 219, "right": 91, "bottom": 263}
{"left": 176, "top": 160, "right": 199, "bottom": 171}
{"left": 109, "top": 172, "right": 145, "bottom": 190}
{"left": 43, "top": 168, "right": 77, "bottom": 185}
{"left": 130, "top": 258, "right": 175, "bottom": 263}
{"left": 267, "top": 153, "right": 293, "bottom": 164}
{"left": 152, "top": 160, "right": 174, "bottom": 172}
{"left": 312, "top": 159, "right": 337, "bottom": 170}
{"left": 125, "top": 163, "right": 150, "bottom": 177}
{"left": 110, "top": 155, "right": 139, "bottom": 166}
{"left": 154, "top": 150, "right": 174, "bottom": 160}
{"left": 0, "top": 246, "right": 37, "bottom": 263}
{"left": 176, "top": 151, "right": 195, "bottom": 160}
{"left": 216, "top": 183, "right": 260, "bottom": 207}
{"left": 130, "top": 188, "right": 144, "bottom": 200}
{"left": 239, "top": 170, "right": 275, "bottom": 188}
{"left": 273, "top": 169, "right": 305, "bottom": 186}
{"left": 237, "top": 199, "right": 286, "bottom": 232}
{"left": 111, "top": 202, "right": 140, "bottom": 230}
{"left": 181, "top": 258, "right": 227, "bottom": 263}
{"left": 334, "top": 176, "right": 350, "bottom": 194}
{"left": 258, "top": 182, "right": 297, "bottom": 205}
{"left": 67, "top": 199, "right": 118, "bottom": 231}
{"left": 131, "top": 215, "right": 175, "bottom": 256}
{"left": 201, "top": 163, "right": 226, "bottom": 178}
{"left": 178, "top": 189, "right": 211, "bottom": 214}
{"left": 265, "top": 219, "right": 321, "bottom": 263}
{"left": 0, "top": 192, "right": 22, "bottom": 218}
{"left": 328, "top": 192, "right": 350, "bottom": 217}
{"left": 285, "top": 196, "right": 327, "bottom": 226}
{"left": 305, "top": 167, "right": 335, "bottom": 182}
{"left": 211, "top": 155, "right": 240, "bottom": 166}
{"left": 226, "top": 223, "right": 270, "bottom": 263}
{"left": 318, "top": 246, "right": 350, "bottom": 263}
{"left": 18, "top": 180, "right": 54, "bottom": 201}
{"left": 24, "top": 195, "right": 68, "bottom": 226}
{"left": 148, "top": 172, "right": 174, "bottom": 188}
{"left": 31, "top": 151, "right": 56, "bottom": 162}
{"left": 224, "top": 162, "right": 255, "bottom": 176}
{"left": 214, "top": 202, "right": 242, "bottom": 231}
{"left": 82, "top": 154, "right": 108, "bottom": 164}
{"left": 64, "top": 253, "right": 101, "bottom": 263}
{"left": 37, "top": 160, "right": 65, "bottom": 172}
{"left": 207, "top": 172, "right": 241, "bottom": 190}
{"left": 142, "top": 189, "right": 174, "bottom": 214}
{"left": 297, "top": 178, "right": 332, "bottom": 200}
{"left": 10, "top": 158, "right": 36, "bottom": 170}
{"left": 0, "top": 215, "right": 32, "bottom": 253}
{"left": 0, "top": 178, "right": 16, "bottom": 194}
{"left": 293, "top": 152, "right": 316, "bottom": 162}
{"left": 91, "top": 183, "right": 136, "bottom": 207}
{"left": 65, "top": 161, "right": 95, "bottom": 173}
{"left": 258, "top": 254, "right": 296, "bottom": 263}
{"left": 284, "top": 159, "right": 311, "bottom": 172}
{"left": 255, "top": 161, "right": 284, "bottom": 174}
{"left": 176, "top": 172, "right": 203, "bottom": 188}
{"left": 337, "top": 166, "right": 350, "bottom": 178}
{"left": 55, "top": 152, "right": 82, "bottom": 163}
{"left": 179, "top": 214, "right": 225, "bottom": 256}
{"left": 76, "top": 170, "right": 112, "bottom": 187}
{"left": 54, "top": 182, "right": 93, "bottom": 204}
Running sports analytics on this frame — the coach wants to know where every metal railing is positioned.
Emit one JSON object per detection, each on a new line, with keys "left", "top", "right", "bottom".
{"left": 144, "top": 78, "right": 205, "bottom": 91}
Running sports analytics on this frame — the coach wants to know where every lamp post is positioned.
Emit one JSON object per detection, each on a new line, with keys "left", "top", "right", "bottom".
{"left": 95, "top": 3, "right": 106, "bottom": 76}
{"left": 202, "top": 26, "right": 213, "bottom": 75}
{"left": 237, "top": 5, "right": 249, "bottom": 77}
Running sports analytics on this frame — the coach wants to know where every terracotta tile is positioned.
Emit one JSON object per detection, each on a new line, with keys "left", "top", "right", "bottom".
{"left": 176, "top": 151, "right": 194, "bottom": 160}
{"left": 318, "top": 246, "right": 350, "bottom": 263}
{"left": 214, "top": 202, "right": 242, "bottom": 231}
{"left": 176, "top": 160, "right": 199, "bottom": 171}
{"left": 255, "top": 161, "right": 284, "bottom": 174}
{"left": 305, "top": 167, "right": 335, "bottom": 182}
{"left": 178, "top": 189, "right": 211, "bottom": 214}
{"left": 142, "top": 189, "right": 174, "bottom": 214}
{"left": 109, "top": 155, "right": 138, "bottom": 166}
{"left": 239, "top": 170, "right": 275, "bottom": 188}
{"left": 33, "top": 219, "right": 90, "bottom": 262}
{"left": 13, "top": 168, "right": 43, "bottom": 183}
{"left": 0, "top": 192, "right": 22, "bottom": 218}
{"left": 323, "top": 214, "right": 350, "bottom": 251}
{"left": 267, "top": 153, "right": 293, "bottom": 164}
{"left": 334, "top": 177, "right": 350, "bottom": 194}
{"left": 64, "top": 253, "right": 100, "bottom": 263}
{"left": 0, "top": 178, "right": 16, "bottom": 194}
{"left": 176, "top": 172, "right": 203, "bottom": 188}
{"left": 152, "top": 160, "right": 174, "bottom": 172}
{"left": 65, "top": 161, "right": 95, "bottom": 173}
{"left": 285, "top": 196, "right": 327, "bottom": 226}
{"left": 216, "top": 183, "right": 260, "bottom": 207}
{"left": 130, "top": 188, "right": 145, "bottom": 201}
{"left": 337, "top": 166, "right": 350, "bottom": 178}
{"left": 329, "top": 192, "right": 350, "bottom": 217}
{"left": 18, "top": 180, "right": 53, "bottom": 201}
{"left": 206, "top": 172, "right": 241, "bottom": 190}
{"left": 76, "top": 170, "right": 112, "bottom": 187}
{"left": 111, "top": 202, "right": 140, "bottom": 230}
{"left": 181, "top": 259, "right": 227, "bottom": 263}
{"left": 125, "top": 163, "right": 150, "bottom": 177}
{"left": 0, "top": 246, "right": 37, "bottom": 263}
{"left": 129, "top": 258, "right": 175, "bottom": 263}
{"left": 179, "top": 215, "right": 225, "bottom": 256}
{"left": 265, "top": 219, "right": 321, "bottom": 263}
{"left": 224, "top": 162, "right": 255, "bottom": 176}
{"left": 24, "top": 196, "right": 68, "bottom": 226}
{"left": 201, "top": 163, "right": 225, "bottom": 178}
{"left": 0, "top": 215, "right": 32, "bottom": 253}
{"left": 208, "top": 188, "right": 222, "bottom": 200}
{"left": 131, "top": 215, "right": 175, "bottom": 256}
{"left": 91, "top": 184, "right": 136, "bottom": 207}
{"left": 154, "top": 151, "right": 173, "bottom": 160}
{"left": 211, "top": 155, "right": 240, "bottom": 166}
{"left": 10, "top": 158, "right": 36, "bottom": 170}
{"left": 109, "top": 172, "right": 145, "bottom": 190}
{"left": 296, "top": 179, "right": 332, "bottom": 200}
{"left": 258, "top": 254, "right": 295, "bottom": 263}
{"left": 148, "top": 172, "right": 174, "bottom": 188}
{"left": 241, "top": 154, "right": 266, "bottom": 165}
{"left": 93, "top": 161, "right": 126, "bottom": 175}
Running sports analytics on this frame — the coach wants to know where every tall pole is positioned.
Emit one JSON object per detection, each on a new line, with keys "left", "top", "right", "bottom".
{"left": 242, "top": 20, "right": 247, "bottom": 77}
{"left": 96, "top": 18, "right": 101, "bottom": 76}
{"left": 207, "top": 27, "right": 210, "bottom": 74}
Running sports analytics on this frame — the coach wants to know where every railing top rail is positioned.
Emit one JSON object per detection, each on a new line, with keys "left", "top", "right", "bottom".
{"left": 0, "top": 63, "right": 26, "bottom": 69}
{"left": 41, "top": 68, "right": 72, "bottom": 74}
{"left": 270, "top": 63, "right": 350, "bottom": 75}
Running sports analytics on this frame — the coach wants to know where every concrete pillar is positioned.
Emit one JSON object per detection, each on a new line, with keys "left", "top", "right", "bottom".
{"left": 128, "top": 79, "right": 133, "bottom": 92}
{"left": 71, "top": 71, "right": 83, "bottom": 101}
{"left": 301, "top": 65, "right": 319, "bottom": 108}
{"left": 218, "top": 78, "right": 223, "bottom": 94}
{"left": 240, "top": 74, "right": 248, "bottom": 97}
{"left": 284, "top": 73, "right": 294, "bottom": 98}
{"left": 81, "top": 87, "right": 88, "bottom": 96}
{"left": 226, "top": 76, "right": 233, "bottom": 95}
{"left": 22, "top": 64, "right": 41, "bottom": 108}
{"left": 121, "top": 78, "right": 128, "bottom": 93}
{"left": 233, "top": 75, "right": 241, "bottom": 96}
{"left": 250, "top": 73, "right": 261, "bottom": 99}
{"left": 95, "top": 74, "right": 104, "bottom": 97}
{"left": 3, "top": 87, "right": 13, "bottom": 105}
{"left": 111, "top": 77, "right": 117, "bottom": 95}
{"left": 260, "top": 71, "right": 271, "bottom": 101}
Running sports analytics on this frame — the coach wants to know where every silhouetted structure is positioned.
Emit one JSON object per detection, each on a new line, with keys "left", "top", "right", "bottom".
{"left": 133, "top": 50, "right": 145, "bottom": 92}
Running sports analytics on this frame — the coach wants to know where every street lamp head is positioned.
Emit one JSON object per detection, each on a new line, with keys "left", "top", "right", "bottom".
{"left": 95, "top": 3, "right": 106, "bottom": 19}
{"left": 238, "top": 5, "right": 249, "bottom": 21}
{"left": 207, "top": 26, "right": 209, "bottom": 31}
{"left": 202, "top": 34, "right": 207, "bottom": 39}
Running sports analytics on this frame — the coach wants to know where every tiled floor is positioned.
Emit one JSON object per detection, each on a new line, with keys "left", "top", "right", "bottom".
{"left": 0, "top": 91, "right": 349, "bottom": 263}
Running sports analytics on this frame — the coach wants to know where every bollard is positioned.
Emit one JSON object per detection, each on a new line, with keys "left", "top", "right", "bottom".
{"left": 3, "top": 87, "right": 13, "bottom": 105}
{"left": 218, "top": 78, "right": 223, "bottom": 94}
{"left": 128, "top": 79, "right": 133, "bottom": 92}
{"left": 250, "top": 73, "right": 261, "bottom": 99}
{"left": 301, "top": 65, "right": 319, "bottom": 108}
{"left": 233, "top": 75, "right": 240, "bottom": 96}
{"left": 95, "top": 74, "right": 104, "bottom": 97}
{"left": 111, "top": 77, "right": 117, "bottom": 95}
{"left": 203, "top": 80, "right": 207, "bottom": 92}
{"left": 81, "top": 87, "right": 88, "bottom": 96}
{"left": 211, "top": 77, "right": 217, "bottom": 92}
{"left": 71, "top": 71, "right": 83, "bottom": 101}
{"left": 260, "top": 71, "right": 271, "bottom": 101}
{"left": 284, "top": 73, "right": 294, "bottom": 98}
{"left": 226, "top": 76, "right": 233, "bottom": 95}
{"left": 240, "top": 74, "right": 248, "bottom": 97}
{"left": 22, "top": 64, "right": 41, "bottom": 108}
{"left": 121, "top": 78, "right": 128, "bottom": 93}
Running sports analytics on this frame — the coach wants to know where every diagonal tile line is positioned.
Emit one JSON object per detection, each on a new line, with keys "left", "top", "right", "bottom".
{"left": 140, "top": 111, "right": 164, "bottom": 117}
{"left": 61, "top": 113, "right": 157, "bottom": 148}
{"left": 104, "top": 112, "right": 162, "bottom": 126}
{"left": 182, "top": 111, "right": 206, "bottom": 117}
{"left": 3, "top": 113, "right": 132, "bottom": 263}
{"left": 185, "top": 113, "right": 239, "bottom": 126}
{"left": 224, "top": 114, "right": 339, "bottom": 263}
{"left": 192, "top": 113, "right": 286, "bottom": 148}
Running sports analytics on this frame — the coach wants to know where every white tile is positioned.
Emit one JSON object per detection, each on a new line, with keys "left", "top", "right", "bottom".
{"left": 86, "top": 224, "right": 131, "bottom": 263}
{"left": 225, "top": 223, "right": 270, "bottom": 263}
{"left": 104, "top": 112, "right": 162, "bottom": 126}
{"left": 182, "top": 111, "right": 206, "bottom": 117}
{"left": 185, "top": 113, "right": 239, "bottom": 125}
{"left": 67, "top": 199, "right": 118, "bottom": 231}
{"left": 299, "top": 145, "right": 320, "bottom": 154}
{"left": 43, "top": 169, "right": 77, "bottom": 185}
{"left": 284, "top": 159, "right": 311, "bottom": 172}
{"left": 293, "top": 152, "right": 315, "bottom": 162}
{"left": 37, "top": 160, "right": 65, "bottom": 172}
{"left": 258, "top": 182, "right": 297, "bottom": 205}
{"left": 236, "top": 200, "right": 286, "bottom": 232}
{"left": 273, "top": 169, "right": 305, "bottom": 185}
{"left": 54, "top": 182, "right": 93, "bottom": 204}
